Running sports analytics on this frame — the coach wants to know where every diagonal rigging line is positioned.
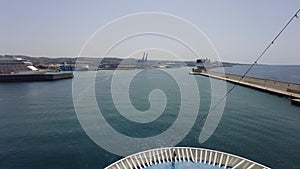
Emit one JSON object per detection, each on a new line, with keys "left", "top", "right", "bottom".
{"left": 195, "top": 8, "right": 300, "bottom": 127}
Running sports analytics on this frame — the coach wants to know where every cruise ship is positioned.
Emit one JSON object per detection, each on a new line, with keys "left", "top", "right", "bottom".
{"left": 0, "top": 55, "right": 73, "bottom": 82}
{"left": 0, "top": 55, "right": 40, "bottom": 74}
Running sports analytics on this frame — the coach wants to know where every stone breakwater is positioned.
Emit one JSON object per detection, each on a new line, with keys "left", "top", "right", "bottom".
{"left": 190, "top": 71, "right": 300, "bottom": 105}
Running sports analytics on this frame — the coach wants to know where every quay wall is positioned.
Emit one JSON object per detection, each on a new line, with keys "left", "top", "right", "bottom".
{"left": 208, "top": 71, "right": 300, "bottom": 94}
{"left": 0, "top": 72, "right": 74, "bottom": 82}
{"left": 191, "top": 71, "right": 300, "bottom": 99}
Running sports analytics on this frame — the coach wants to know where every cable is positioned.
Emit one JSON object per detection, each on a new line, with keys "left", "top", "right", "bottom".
{"left": 195, "top": 8, "right": 300, "bottom": 129}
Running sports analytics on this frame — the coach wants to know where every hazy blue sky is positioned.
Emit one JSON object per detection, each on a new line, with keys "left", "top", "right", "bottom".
{"left": 0, "top": 0, "right": 299, "bottom": 64}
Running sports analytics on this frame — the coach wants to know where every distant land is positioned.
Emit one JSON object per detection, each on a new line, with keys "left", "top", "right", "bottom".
{"left": 1, "top": 54, "right": 239, "bottom": 71}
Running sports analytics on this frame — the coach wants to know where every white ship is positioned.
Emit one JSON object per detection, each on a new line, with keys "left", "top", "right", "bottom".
{"left": 0, "top": 55, "right": 40, "bottom": 74}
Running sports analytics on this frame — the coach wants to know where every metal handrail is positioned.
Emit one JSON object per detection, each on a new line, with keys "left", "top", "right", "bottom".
{"left": 105, "top": 147, "right": 270, "bottom": 169}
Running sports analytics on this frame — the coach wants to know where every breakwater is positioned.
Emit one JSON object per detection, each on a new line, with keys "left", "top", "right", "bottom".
{"left": 190, "top": 71, "right": 300, "bottom": 105}
{"left": 0, "top": 72, "right": 74, "bottom": 82}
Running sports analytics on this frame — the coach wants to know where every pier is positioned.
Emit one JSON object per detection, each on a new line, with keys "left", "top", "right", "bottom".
{"left": 0, "top": 72, "right": 74, "bottom": 82}
{"left": 190, "top": 71, "right": 300, "bottom": 105}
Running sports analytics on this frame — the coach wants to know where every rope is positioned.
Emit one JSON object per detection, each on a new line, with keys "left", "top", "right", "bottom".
{"left": 195, "top": 8, "right": 300, "bottom": 129}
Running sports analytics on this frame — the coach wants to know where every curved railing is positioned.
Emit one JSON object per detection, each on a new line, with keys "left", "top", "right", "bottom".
{"left": 105, "top": 147, "right": 270, "bottom": 169}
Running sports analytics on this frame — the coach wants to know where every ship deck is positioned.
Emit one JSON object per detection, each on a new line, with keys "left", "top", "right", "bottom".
{"left": 105, "top": 147, "right": 270, "bottom": 169}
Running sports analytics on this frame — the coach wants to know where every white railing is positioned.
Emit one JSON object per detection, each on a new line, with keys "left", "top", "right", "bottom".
{"left": 105, "top": 147, "right": 271, "bottom": 169}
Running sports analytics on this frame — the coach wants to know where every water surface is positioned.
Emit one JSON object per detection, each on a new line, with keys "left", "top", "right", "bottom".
{"left": 0, "top": 67, "right": 299, "bottom": 169}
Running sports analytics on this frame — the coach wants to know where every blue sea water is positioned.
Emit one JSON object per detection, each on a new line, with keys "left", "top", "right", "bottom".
{"left": 0, "top": 65, "right": 299, "bottom": 169}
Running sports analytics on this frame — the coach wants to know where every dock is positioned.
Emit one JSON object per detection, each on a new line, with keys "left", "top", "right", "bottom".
{"left": 291, "top": 99, "right": 300, "bottom": 106}
{"left": 0, "top": 72, "right": 74, "bottom": 82}
{"left": 190, "top": 71, "right": 300, "bottom": 105}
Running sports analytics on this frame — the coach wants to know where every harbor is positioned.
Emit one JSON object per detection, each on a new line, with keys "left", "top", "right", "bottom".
{"left": 1, "top": 1, "right": 299, "bottom": 168}
{"left": 1, "top": 69, "right": 300, "bottom": 169}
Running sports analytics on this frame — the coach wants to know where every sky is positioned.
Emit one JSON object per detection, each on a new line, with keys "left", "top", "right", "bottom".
{"left": 0, "top": 0, "right": 299, "bottom": 64}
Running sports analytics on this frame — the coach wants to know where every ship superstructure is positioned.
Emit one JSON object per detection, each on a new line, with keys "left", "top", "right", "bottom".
{"left": 0, "top": 55, "right": 39, "bottom": 74}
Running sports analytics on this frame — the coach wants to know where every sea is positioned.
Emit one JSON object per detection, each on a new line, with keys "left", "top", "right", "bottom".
{"left": 0, "top": 64, "right": 299, "bottom": 169}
